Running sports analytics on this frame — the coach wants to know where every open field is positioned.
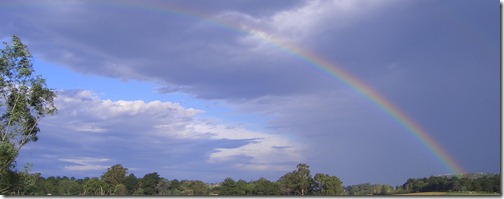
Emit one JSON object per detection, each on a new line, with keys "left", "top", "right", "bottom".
{"left": 395, "top": 192, "right": 448, "bottom": 196}
{"left": 396, "top": 192, "right": 500, "bottom": 196}
{"left": 446, "top": 192, "right": 500, "bottom": 196}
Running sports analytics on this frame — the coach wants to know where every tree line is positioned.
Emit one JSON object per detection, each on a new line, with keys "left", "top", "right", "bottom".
{"left": 1, "top": 162, "right": 500, "bottom": 196}
{"left": 344, "top": 173, "right": 500, "bottom": 195}
{"left": 399, "top": 173, "right": 500, "bottom": 193}
{"left": 2, "top": 163, "right": 345, "bottom": 196}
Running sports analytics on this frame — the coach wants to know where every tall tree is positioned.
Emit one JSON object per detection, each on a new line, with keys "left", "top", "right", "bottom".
{"left": 278, "top": 163, "right": 313, "bottom": 195}
{"left": 294, "top": 163, "right": 312, "bottom": 195}
{"left": 0, "top": 35, "right": 57, "bottom": 194}
{"left": 101, "top": 164, "right": 127, "bottom": 194}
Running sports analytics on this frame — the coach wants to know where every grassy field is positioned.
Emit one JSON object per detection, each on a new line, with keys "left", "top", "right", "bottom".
{"left": 446, "top": 191, "right": 500, "bottom": 196}
{"left": 396, "top": 191, "right": 500, "bottom": 196}
{"left": 395, "top": 192, "right": 448, "bottom": 196}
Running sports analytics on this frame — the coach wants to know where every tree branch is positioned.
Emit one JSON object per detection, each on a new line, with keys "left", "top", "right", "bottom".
{"left": 2, "top": 93, "right": 21, "bottom": 142}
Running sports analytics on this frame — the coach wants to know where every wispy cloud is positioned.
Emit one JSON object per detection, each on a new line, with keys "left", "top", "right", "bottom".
{"left": 59, "top": 157, "right": 110, "bottom": 171}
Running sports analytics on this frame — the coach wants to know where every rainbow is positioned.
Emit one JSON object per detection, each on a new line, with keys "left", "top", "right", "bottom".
{"left": 138, "top": 1, "right": 465, "bottom": 174}
{"left": 1, "top": 1, "right": 465, "bottom": 174}
{"left": 230, "top": 20, "right": 466, "bottom": 175}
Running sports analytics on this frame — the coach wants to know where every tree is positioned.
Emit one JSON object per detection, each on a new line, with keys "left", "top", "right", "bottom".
{"left": 219, "top": 177, "right": 237, "bottom": 195}
{"left": 141, "top": 172, "right": 161, "bottom": 195}
{"left": 251, "top": 177, "right": 280, "bottom": 195}
{"left": 155, "top": 179, "right": 171, "bottom": 195}
{"left": 123, "top": 173, "right": 138, "bottom": 195}
{"left": 189, "top": 180, "right": 209, "bottom": 195}
{"left": 278, "top": 163, "right": 313, "bottom": 195}
{"left": 278, "top": 171, "right": 296, "bottom": 195}
{"left": 170, "top": 179, "right": 181, "bottom": 195}
{"left": 83, "top": 177, "right": 108, "bottom": 195}
{"left": 101, "top": 164, "right": 127, "bottom": 194}
{"left": 278, "top": 164, "right": 313, "bottom": 195}
{"left": 57, "top": 178, "right": 80, "bottom": 195}
{"left": 133, "top": 188, "right": 144, "bottom": 195}
{"left": 0, "top": 35, "right": 57, "bottom": 193}
{"left": 113, "top": 184, "right": 127, "bottom": 195}
{"left": 347, "top": 183, "right": 373, "bottom": 195}
{"left": 294, "top": 163, "right": 312, "bottom": 195}
{"left": 379, "top": 184, "right": 392, "bottom": 195}
{"left": 313, "top": 173, "right": 344, "bottom": 195}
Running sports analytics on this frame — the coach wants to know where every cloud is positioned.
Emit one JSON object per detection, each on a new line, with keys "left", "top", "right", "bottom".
{"left": 215, "top": 0, "right": 395, "bottom": 43}
{"left": 59, "top": 157, "right": 111, "bottom": 171}
{"left": 0, "top": 0, "right": 399, "bottom": 101}
{"left": 33, "top": 89, "right": 302, "bottom": 177}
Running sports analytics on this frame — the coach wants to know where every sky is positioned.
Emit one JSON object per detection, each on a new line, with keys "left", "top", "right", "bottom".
{"left": 0, "top": 0, "right": 500, "bottom": 186}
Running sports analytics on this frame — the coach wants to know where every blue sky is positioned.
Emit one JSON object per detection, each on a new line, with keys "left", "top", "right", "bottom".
{"left": 0, "top": 0, "right": 500, "bottom": 186}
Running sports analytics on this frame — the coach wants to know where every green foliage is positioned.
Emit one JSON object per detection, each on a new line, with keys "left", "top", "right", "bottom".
{"left": 83, "top": 177, "right": 108, "bottom": 195}
{"left": 141, "top": 172, "right": 161, "bottom": 195}
{"left": 251, "top": 177, "right": 280, "bottom": 195}
{"left": 0, "top": 35, "right": 57, "bottom": 194}
{"left": 218, "top": 177, "right": 238, "bottom": 195}
{"left": 0, "top": 142, "right": 17, "bottom": 183}
{"left": 101, "top": 164, "right": 127, "bottom": 194}
{"left": 123, "top": 173, "right": 138, "bottom": 195}
{"left": 168, "top": 179, "right": 210, "bottom": 196}
{"left": 312, "top": 173, "right": 344, "bottom": 195}
{"left": 400, "top": 174, "right": 501, "bottom": 194}
{"left": 57, "top": 178, "right": 81, "bottom": 195}
{"left": 186, "top": 180, "right": 210, "bottom": 195}
{"left": 347, "top": 183, "right": 373, "bottom": 195}
{"left": 2, "top": 162, "right": 500, "bottom": 196}
{"left": 278, "top": 163, "right": 313, "bottom": 195}
{"left": 133, "top": 187, "right": 144, "bottom": 195}
{"left": 113, "top": 184, "right": 127, "bottom": 195}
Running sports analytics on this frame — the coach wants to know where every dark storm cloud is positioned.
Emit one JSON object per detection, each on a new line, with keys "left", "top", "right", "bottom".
{"left": 0, "top": 0, "right": 334, "bottom": 100}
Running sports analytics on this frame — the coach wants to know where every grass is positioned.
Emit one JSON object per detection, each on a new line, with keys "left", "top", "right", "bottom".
{"left": 396, "top": 191, "right": 500, "bottom": 196}
{"left": 446, "top": 191, "right": 500, "bottom": 196}
{"left": 395, "top": 192, "right": 448, "bottom": 196}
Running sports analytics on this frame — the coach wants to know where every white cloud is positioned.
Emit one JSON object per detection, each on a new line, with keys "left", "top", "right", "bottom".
{"left": 41, "top": 89, "right": 302, "bottom": 171}
{"left": 215, "top": 0, "right": 395, "bottom": 48}
{"left": 234, "top": 163, "right": 292, "bottom": 171}
{"left": 199, "top": 124, "right": 305, "bottom": 165}
{"left": 59, "top": 157, "right": 111, "bottom": 171}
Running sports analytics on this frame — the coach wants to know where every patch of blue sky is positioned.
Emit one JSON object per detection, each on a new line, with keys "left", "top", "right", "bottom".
{"left": 33, "top": 57, "right": 271, "bottom": 132}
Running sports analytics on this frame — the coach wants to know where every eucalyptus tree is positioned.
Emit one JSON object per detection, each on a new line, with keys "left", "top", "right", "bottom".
{"left": 278, "top": 163, "right": 313, "bottom": 195}
{"left": 0, "top": 35, "right": 57, "bottom": 194}
{"left": 101, "top": 164, "right": 127, "bottom": 194}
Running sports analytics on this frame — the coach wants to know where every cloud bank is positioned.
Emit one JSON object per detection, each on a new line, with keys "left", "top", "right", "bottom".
{"left": 27, "top": 89, "right": 302, "bottom": 180}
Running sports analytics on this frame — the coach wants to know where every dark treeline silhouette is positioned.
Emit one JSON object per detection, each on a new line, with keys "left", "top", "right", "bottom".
{"left": 0, "top": 163, "right": 500, "bottom": 196}
{"left": 344, "top": 173, "right": 501, "bottom": 196}
{"left": 398, "top": 173, "right": 500, "bottom": 194}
